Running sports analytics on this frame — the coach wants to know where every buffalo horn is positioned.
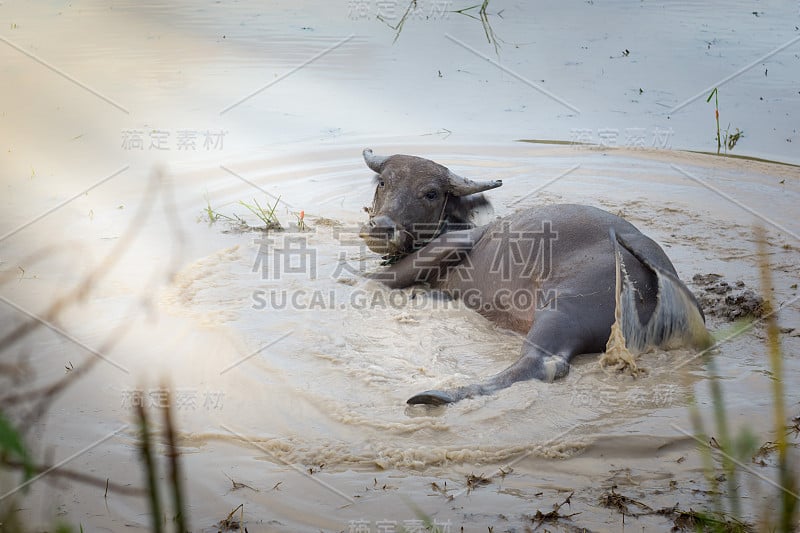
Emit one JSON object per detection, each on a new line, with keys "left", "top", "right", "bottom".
{"left": 447, "top": 170, "right": 503, "bottom": 196}
{"left": 363, "top": 148, "right": 389, "bottom": 173}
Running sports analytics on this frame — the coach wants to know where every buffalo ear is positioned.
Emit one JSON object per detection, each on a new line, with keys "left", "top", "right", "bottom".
{"left": 363, "top": 148, "right": 389, "bottom": 173}
{"left": 447, "top": 170, "right": 503, "bottom": 197}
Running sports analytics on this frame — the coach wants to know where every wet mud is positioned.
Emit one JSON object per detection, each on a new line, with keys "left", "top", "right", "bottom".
{"left": 692, "top": 273, "right": 767, "bottom": 321}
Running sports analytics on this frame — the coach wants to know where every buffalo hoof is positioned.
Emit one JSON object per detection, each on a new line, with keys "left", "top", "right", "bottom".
{"left": 407, "top": 390, "right": 455, "bottom": 405}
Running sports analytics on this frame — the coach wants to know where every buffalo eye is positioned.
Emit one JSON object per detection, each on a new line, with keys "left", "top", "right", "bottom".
{"left": 379, "top": 180, "right": 385, "bottom": 187}
{"left": 424, "top": 190, "right": 439, "bottom": 200}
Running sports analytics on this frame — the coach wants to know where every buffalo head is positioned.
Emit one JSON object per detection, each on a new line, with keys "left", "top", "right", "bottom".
{"left": 359, "top": 148, "right": 502, "bottom": 256}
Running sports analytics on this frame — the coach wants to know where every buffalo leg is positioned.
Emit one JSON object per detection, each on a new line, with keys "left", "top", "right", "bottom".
{"left": 370, "top": 227, "right": 486, "bottom": 289}
{"left": 407, "top": 304, "right": 602, "bottom": 405}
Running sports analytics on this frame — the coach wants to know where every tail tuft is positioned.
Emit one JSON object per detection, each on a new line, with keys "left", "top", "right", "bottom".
{"left": 599, "top": 234, "right": 642, "bottom": 375}
{"left": 601, "top": 229, "right": 712, "bottom": 373}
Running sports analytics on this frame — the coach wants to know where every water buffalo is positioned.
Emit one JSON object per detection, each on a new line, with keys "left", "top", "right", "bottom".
{"left": 359, "top": 149, "right": 712, "bottom": 405}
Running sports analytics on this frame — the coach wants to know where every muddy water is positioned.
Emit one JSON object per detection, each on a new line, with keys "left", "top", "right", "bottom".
{"left": 1, "top": 1, "right": 799, "bottom": 532}
{"left": 3, "top": 142, "right": 799, "bottom": 532}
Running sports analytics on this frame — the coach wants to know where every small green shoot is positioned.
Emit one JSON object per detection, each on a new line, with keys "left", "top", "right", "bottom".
{"left": 294, "top": 210, "right": 307, "bottom": 231}
{"left": 725, "top": 126, "right": 743, "bottom": 151}
{"left": 203, "top": 193, "right": 283, "bottom": 231}
{"left": 380, "top": 0, "right": 417, "bottom": 43}
{"left": 203, "top": 193, "right": 220, "bottom": 223}
{"left": 238, "top": 196, "right": 282, "bottom": 230}
{"left": 383, "top": 1, "right": 499, "bottom": 53}
{"left": 707, "top": 88, "right": 722, "bottom": 154}
{"left": 453, "top": 0, "right": 499, "bottom": 53}
{"left": 707, "top": 88, "right": 744, "bottom": 155}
